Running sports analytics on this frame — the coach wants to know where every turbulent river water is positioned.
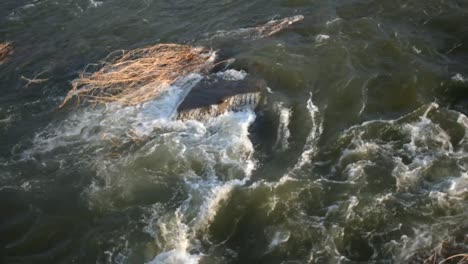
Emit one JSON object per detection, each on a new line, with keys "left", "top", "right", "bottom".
{"left": 1, "top": 0, "right": 468, "bottom": 263}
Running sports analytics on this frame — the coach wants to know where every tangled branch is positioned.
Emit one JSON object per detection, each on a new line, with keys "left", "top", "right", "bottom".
{"left": 60, "top": 44, "right": 217, "bottom": 108}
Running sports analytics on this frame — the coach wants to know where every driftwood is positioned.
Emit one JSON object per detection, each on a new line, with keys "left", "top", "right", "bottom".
{"left": 206, "top": 15, "right": 304, "bottom": 41}
{"left": 254, "top": 15, "right": 304, "bottom": 38}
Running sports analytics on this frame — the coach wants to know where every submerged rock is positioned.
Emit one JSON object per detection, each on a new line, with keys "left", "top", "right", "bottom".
{"left": 177, "top": 75, "right": 267, "bottom": 120}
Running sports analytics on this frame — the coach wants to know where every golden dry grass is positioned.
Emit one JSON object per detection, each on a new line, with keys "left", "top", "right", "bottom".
{"left": 0, "top": 42, "right": 13, "bottom": 63}
{"left": 60, "top": 43, "right": 216, "bottom": 107}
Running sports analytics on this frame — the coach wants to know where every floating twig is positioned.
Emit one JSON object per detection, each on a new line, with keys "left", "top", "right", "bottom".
{"left": 438, "top": 253, "right": 468, "bottom": 264}
{"left": 21, "top": 71, "right": 48, "bottom": 87}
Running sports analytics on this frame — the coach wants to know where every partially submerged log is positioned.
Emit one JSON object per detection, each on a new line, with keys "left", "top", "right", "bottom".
{"left": 206, "top": 15, "right": 304, "bottom": 41}
{"left": 255, "top": 15, "right": 304, "bottom": 38}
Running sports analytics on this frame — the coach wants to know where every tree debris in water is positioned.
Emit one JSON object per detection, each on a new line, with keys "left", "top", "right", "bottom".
{"left": 0, "top": 42, "right": 13, "bottom": 63}
{"left": 408, "top": 237, "right": 468, "bottom": 264}
{"left": 255, "top": 15, "right": 304, "bottom": 38}
{"left": 21, "top": 71, "right": 48, "bottom": 87}
{"left": 60, "top": 44, "right": 217, "bottom": 107}
{"left": 438, "top": 254, "right": 468, "bottom": 264}
{"left": 59, "top": 15, "right": 304, "bottom": 108}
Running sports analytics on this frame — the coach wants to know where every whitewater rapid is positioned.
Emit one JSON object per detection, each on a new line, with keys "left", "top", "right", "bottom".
{"left": 19, "top": 70, "right": 263, "bottom": 263}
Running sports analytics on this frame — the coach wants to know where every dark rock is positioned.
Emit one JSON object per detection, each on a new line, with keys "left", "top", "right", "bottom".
{"left": 176, "top": 75, "right": 267, "bottom": 120}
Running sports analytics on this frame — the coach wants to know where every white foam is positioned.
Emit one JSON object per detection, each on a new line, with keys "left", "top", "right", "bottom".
{"left": 21, "top": 70, "right": 258, "bottom": 262}
{"left": 292, "top": 93, "right": 323, "bottom": 170}
{"left": 274, "top": 103, "right": 291, "bottom": 151}
{"left": 392, "top": 156, "right": 431, "bottom": 191}
{"left": 456, "top": 113, "right": 468, "bottom": 142}
{"left": 215, "top": 69, "right": 247, "bottom": 81}
{"left": 144, "top": 110, "right": 256, "bottom": 263}
{"left": 391, "top": 114, "right": 453, "bottom": 191}
{"left": 393, "top": 228, "right": 434, "bottom": 262}
{"left": 332, "top": 103, "right": 465, "bottom": 195}
{"left": 0, "top": 114, "right": 13, "bottom": 126}
{"left": 148, "top": 249, "right": 200, "bottom": 264}
{"left": 89, "top": 0, "right": 103, "bottom": 8}
{"left": 145, "top": 206, "right": 201, "bottom": 264}
{"left": 187, "top": 177, "right": 249, "bottom": 232}
{"left": 429, "top": 172, "right": 468, "bottom": 210}
{"left": 452, "top": 73, "right": 467, "bottom": 83}
{"left": 338, "top": 136, "right": 380, "bottom": 167}
{"left": 412, "top": 46, "right": 422, "bottom": 54}
{"left": 315, "top": 34, "right": 330, "bottom": 43}
{"left": 343, "top": 160, "right": 373, "bottom": 183}
{"left": 326, "top": 18, "right": 342, "bottom": 26}
{"left": 345, "top": 196, "right": 359, "bottom": 221}
{"left": 267, "top": 231, "right": 291, "bottom": 252}
{"left": 402, "top": 116, "right": 452, "bottom": 154}
{"left": 23, "top": 74, "right": 203, "bottom": 158}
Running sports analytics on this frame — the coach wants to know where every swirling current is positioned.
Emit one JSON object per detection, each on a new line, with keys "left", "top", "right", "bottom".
{"left": 1, "top": 0, "right": 468, "bottom": 263}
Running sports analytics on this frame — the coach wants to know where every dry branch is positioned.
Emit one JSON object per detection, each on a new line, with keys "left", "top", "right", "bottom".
{"left": 21, "top": 71, "right": 48, "bottom": 87}
{"left": 60, "top": 44, "right": 216, "bottom": 108}
{"left": 439, "top": 254, "right": 468, "bottom": 264}
{"left": 0, "top": 42, "right": 13, "bottom": 63}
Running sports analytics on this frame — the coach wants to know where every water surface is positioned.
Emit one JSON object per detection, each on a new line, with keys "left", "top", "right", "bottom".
{"left": 1, "top": 0, "right": 468, "bottom": 263}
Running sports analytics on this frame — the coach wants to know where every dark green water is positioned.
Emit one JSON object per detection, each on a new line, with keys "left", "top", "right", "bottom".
{"left": 1, "top": 0, "right": 468, "bottom": 263}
